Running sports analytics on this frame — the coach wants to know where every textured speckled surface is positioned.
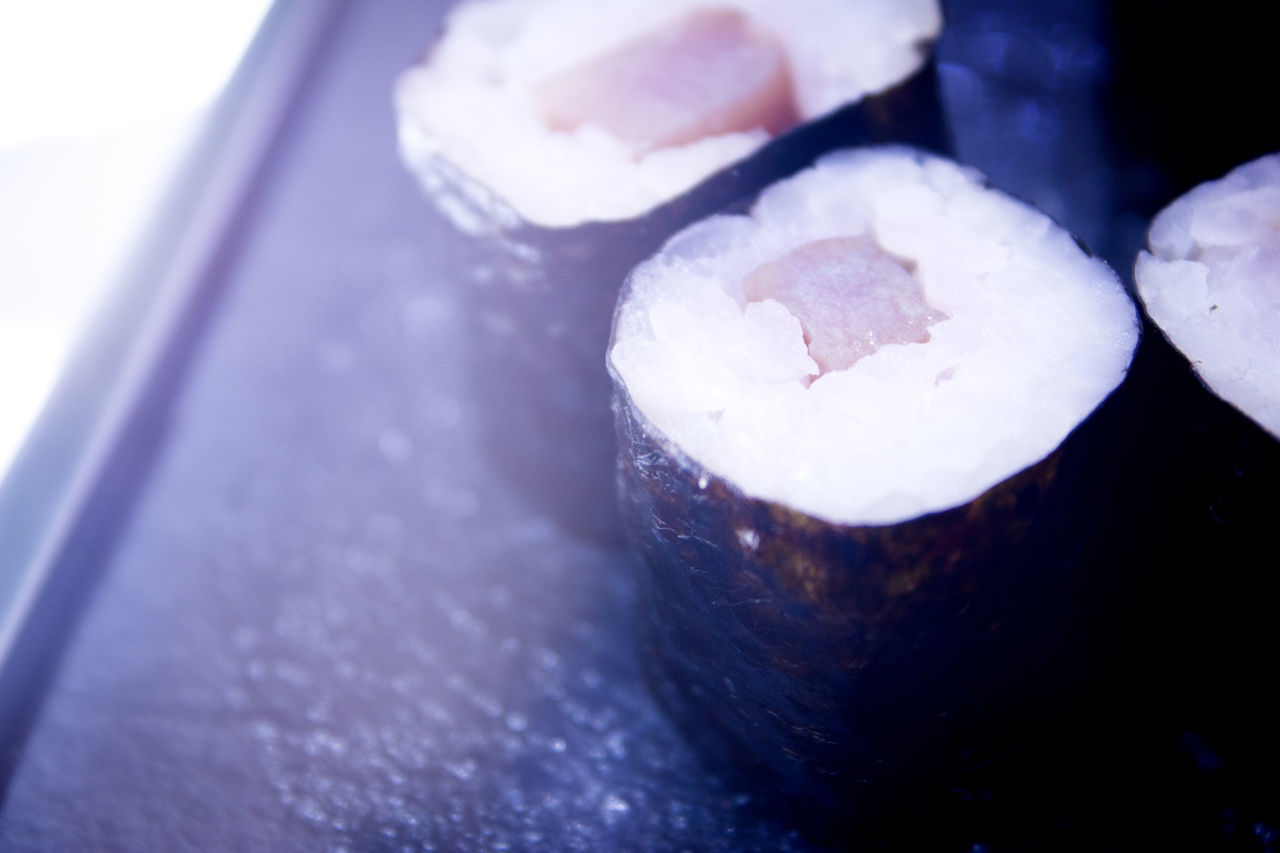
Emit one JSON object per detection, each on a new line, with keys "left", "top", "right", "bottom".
{"left": 0, "top": 2, "right": 810, "bottom": 849}
{"left": 2, "top": 0, "right": 1275, "bottom": 850}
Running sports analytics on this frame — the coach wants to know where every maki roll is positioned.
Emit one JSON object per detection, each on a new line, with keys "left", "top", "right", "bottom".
{"left": 609, "top": 148, "right": 1139, "bottom": 823}
{"left": 1136, "top": 153, "right": 1280, "bottom": 439}
{"left": 394, "top": 0, "right": 947, "bottom": 542}
{"left": 1133, "top": 153, "right": 1280, "bottom": 832}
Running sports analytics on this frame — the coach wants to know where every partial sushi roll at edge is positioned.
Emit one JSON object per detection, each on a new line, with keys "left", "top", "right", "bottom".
{"left": 393, "top": 0, "right": 950, "bottom": 544}
{"left": 1135, "top": 153, "right": 1280, "bottom": 438}
{"left": 1131, "top": 153, "right": 1280, "bottom": 834}
{"left": 609, "top": 147, "right": 1141, "bottom": 821}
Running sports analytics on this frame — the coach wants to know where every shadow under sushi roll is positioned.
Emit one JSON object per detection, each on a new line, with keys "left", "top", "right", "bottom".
{"left": 395, "top": 0, "right": 950, "bottom": 545}
{"left": 609, "top": 147, "right": 1149, "bottom": 840}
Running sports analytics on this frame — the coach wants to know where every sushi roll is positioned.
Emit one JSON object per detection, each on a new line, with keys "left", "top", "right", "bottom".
{"left": 1133, "top": 153, "right": 1280, "bottom": 833}
{"left": 608, "top": 148, "right": 1140, "bottom": 822}
{"left": 1136, "top": 154, "right": 1280, "bottom": 441}
{"left": 394, "top": 0, "right": 947, "bottom": 543}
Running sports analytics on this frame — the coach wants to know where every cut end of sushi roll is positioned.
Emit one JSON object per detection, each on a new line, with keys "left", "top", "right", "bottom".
{"left": 609, "top": 146, "right": 1139, "bottom": 526}
{"left": 1135, "top": 153, "right": 1280, "bottom": 439}
{"left": 395, "top": 0, "right": 942, "bottom": 228}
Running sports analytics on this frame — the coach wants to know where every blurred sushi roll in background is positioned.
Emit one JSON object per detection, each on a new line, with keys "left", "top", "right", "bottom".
{"left": 1132, "top": 153, "right": 1280, "bottom": 830}
{"left": 609, "top": 147, "right": 1140, "bottom": 830}
{"left": 394, "top": 0, "right": 948, "bottom": 543}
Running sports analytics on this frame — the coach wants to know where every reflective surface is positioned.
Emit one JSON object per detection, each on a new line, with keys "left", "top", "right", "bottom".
{"left": 0, "top": 1, "right": 1276, "bottom": 850}
{"left": 0, "top": 0, "right": 271, "bottom": 482}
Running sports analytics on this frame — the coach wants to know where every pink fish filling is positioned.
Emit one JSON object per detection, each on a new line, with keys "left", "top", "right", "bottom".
{"left": 743, "top": 237, "right": 946, "bottom": 374}
{"left": 533, "top": 7, "right": 799, "bottom": 157}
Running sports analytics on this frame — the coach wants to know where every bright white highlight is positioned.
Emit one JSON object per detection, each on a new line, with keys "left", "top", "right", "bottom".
{"left": 0, "top": 0, "right": 270, "bottom": 481}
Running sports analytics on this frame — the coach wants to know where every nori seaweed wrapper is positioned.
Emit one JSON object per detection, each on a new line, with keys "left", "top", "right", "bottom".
{"left": 609, "top": 356, "right": 1152, "bottom": 824}
{"left": 406, "top": 59, "right": 950, "bottom": 545}
{"left": 1121, "top": 310, "right": 1280, "bottom": 842}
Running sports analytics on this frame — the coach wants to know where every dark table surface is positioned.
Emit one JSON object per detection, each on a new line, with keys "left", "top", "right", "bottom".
{"left": 1, "top": 1, "right": 1274, "bottom": 850}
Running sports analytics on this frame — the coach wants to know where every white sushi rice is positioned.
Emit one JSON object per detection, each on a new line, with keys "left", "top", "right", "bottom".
{"left": 395, "top": 0, "right": 941, "bottom": 228}
{"left": 610, "top": 147, "right": 1139, "bottom": 526}
{"left": 1135, "top": 153, "right": 1280, "bottom": 439}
